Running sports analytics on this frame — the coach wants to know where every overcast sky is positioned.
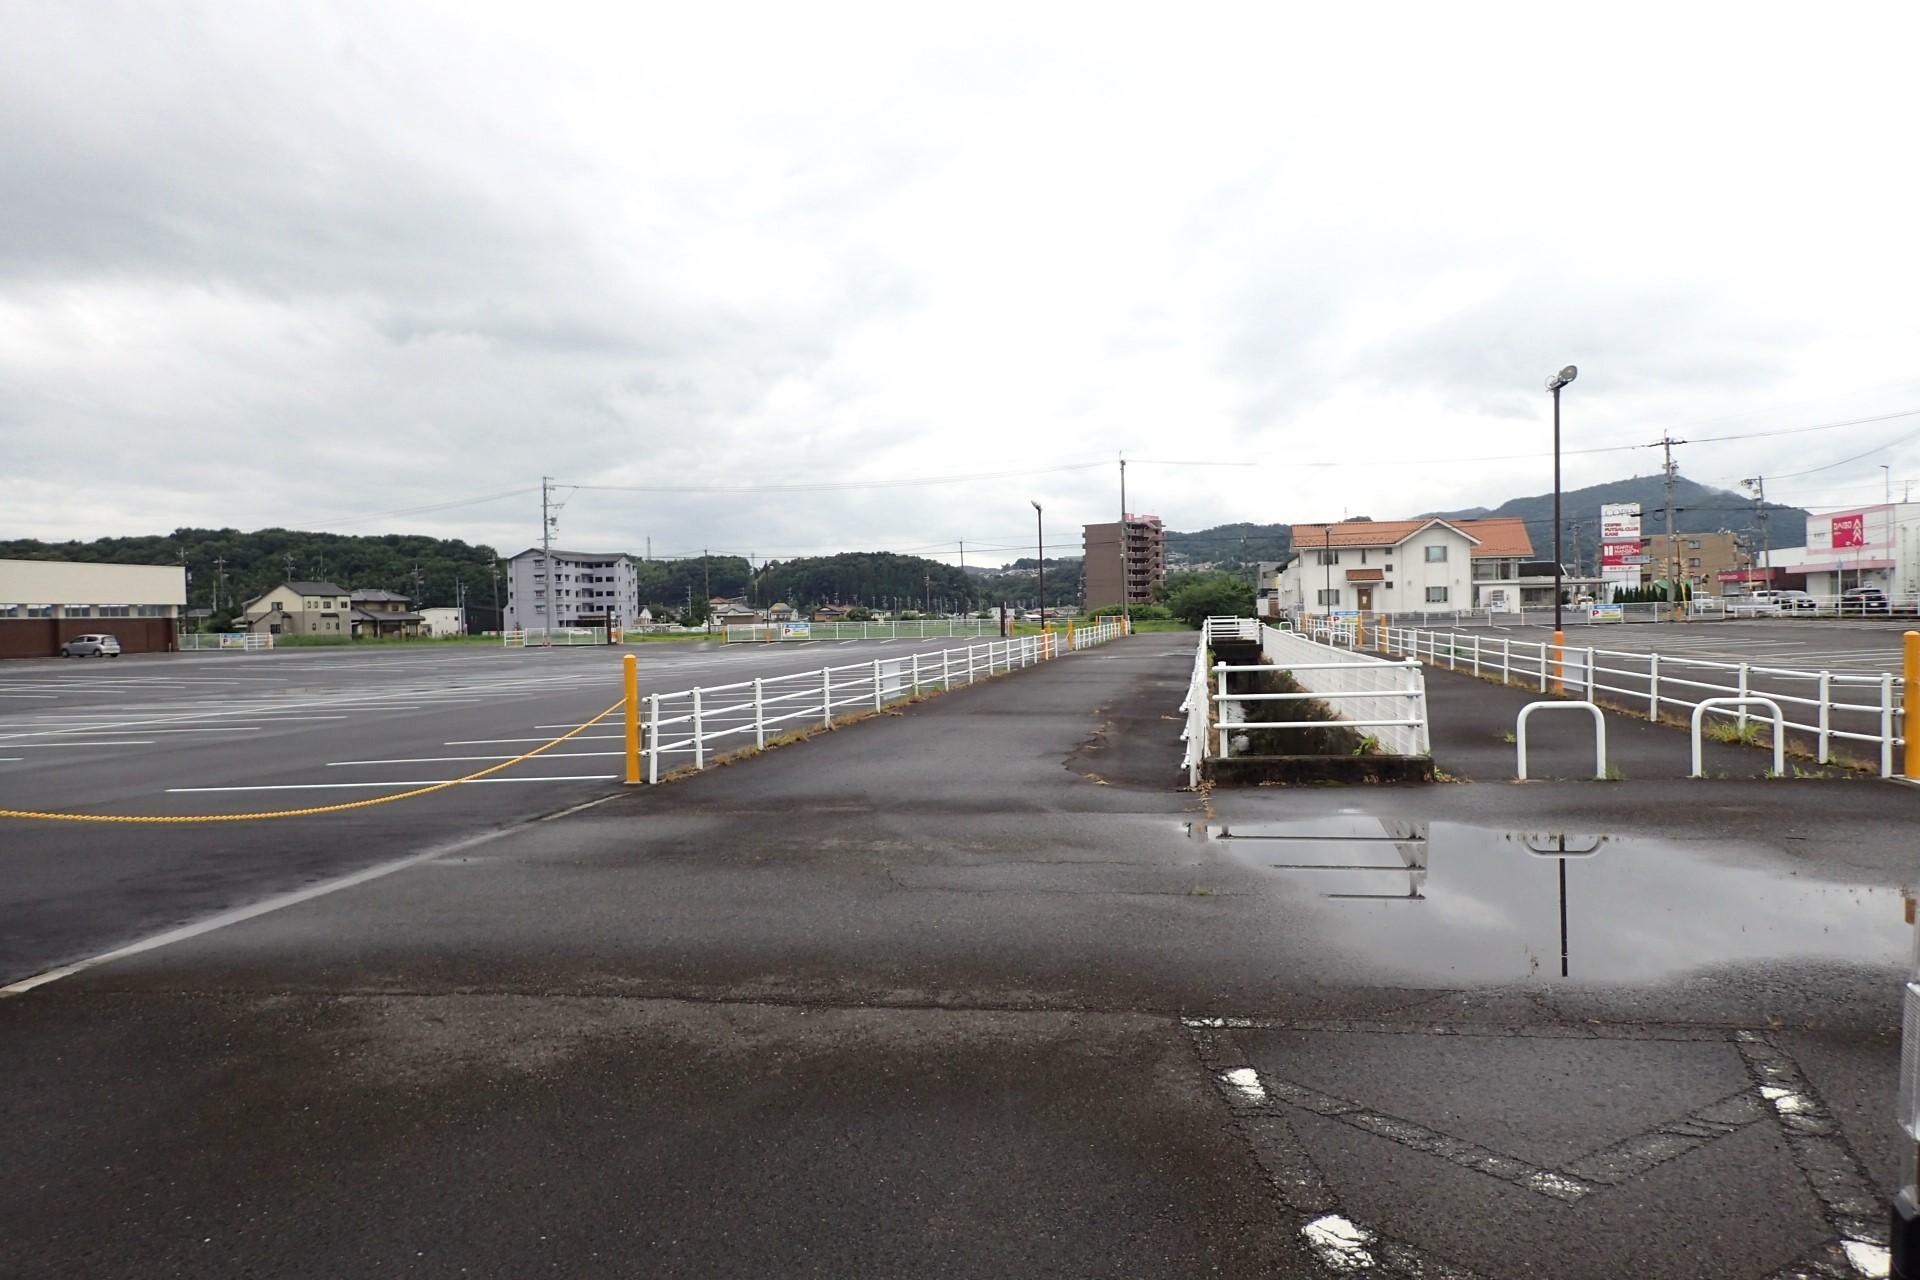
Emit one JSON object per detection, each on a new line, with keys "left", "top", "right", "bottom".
{"left": 5, "top": 2, "right": 1919, "bottom": 566}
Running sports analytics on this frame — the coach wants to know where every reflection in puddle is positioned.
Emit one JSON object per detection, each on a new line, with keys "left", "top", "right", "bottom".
{"left": 1200, "top": 816, "right": 1909, "bottom": 984}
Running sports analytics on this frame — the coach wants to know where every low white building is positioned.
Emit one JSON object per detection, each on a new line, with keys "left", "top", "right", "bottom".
{"left": 1273, "top": 517, "right": 1535, "bottom": 616}
{"left": 1796, "top": 504, "right": 1920, "bottom": 598}
{"left": 503, "top": 548, "right": 643, "bottom": 631}
{"left": 420, "top": 606, "right": 465, "bottom": 637}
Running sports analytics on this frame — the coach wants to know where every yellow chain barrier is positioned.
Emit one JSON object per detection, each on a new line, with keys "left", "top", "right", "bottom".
{"left": 0, "top": 698, "right": 626, "bottom": 824}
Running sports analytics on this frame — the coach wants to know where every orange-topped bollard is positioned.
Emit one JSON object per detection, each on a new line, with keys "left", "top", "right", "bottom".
{"left": 1552, "top": 629, "right": 1566, "bottom": 694}
{"left": 1906, "top": 631, "right": 1919, "bottom": 780}
{"left": 623, "top": 652, "right": 641, "bottom": 785}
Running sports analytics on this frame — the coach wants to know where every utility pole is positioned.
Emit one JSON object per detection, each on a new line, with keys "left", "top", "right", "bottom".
{"left": 213, "top": 557, "right": 227, "bottom": 613}
{"left": 702, "top": 548, "right": 712, "bottom": 633}
{"left": 284, "top": 551, "right": 296, "bottom": 582}
{"left": 540, "top": 476, "right": 556, "bottom": 646}
{"left": 1031, "top": 501, "right": 1046, "bottom": 632}
{"left": 924, "top": 572, "right": 932, "bottom": 615}
{"left": 1660, "top": 435, "right": 1682, "bottom": 603}
{"left": 1741, "top": 476, "right": 1771, "bottom": 584}
{"left": 491, "top": 562, "right": 501, "bottom": 630}
{"left": 1118, "top": 454, "right": 1130, "bottom": 627}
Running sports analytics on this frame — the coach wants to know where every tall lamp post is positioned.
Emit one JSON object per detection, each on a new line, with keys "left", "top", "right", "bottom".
{"left": 1031, "top": 500, "right": 1045, "bottom": 633}
{"left": 1546, "top": 365, "right": 1578, "bottom": 691}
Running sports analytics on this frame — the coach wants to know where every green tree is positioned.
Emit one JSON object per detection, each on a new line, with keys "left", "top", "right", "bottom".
{"left": 1167, "top": 574, "right": 1255, "bottom": 627}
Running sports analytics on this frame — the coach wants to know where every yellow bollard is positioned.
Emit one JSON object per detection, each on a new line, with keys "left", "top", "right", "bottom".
{"left": 1067, "top": 621, "right": 1076, "bottom": 650}
{"left": 1552, "top": 629, "right": 1566, "bottom": 694}
{"left": 1906, "top": 631, "right": 1919, "bottom": 780}
{"left": 623, "top": 652, "right": 641, "bottom": 785}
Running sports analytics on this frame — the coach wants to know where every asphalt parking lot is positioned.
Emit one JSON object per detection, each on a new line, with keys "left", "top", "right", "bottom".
{"left": 0, "top": 635, "right": 994, "bottom": 982}
{"left": 1, "top": 633, "right": 1909, "bottom": 1278}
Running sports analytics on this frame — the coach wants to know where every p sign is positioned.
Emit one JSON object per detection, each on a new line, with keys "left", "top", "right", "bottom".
{"left": 1588, "top": 604, "right": 1625, "bottom": 623}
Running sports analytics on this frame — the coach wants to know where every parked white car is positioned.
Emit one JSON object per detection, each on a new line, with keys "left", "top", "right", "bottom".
{"left": 1727, "top": 590, "right": 1816, "bottom": 617}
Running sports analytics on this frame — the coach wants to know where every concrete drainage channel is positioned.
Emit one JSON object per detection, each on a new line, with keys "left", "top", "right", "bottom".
{"left": 1188, "top": 619, "right": 1435, "bottom": 785}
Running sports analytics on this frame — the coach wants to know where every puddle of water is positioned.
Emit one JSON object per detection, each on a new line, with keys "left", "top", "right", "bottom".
{"left": 1202, "top": 816, "right": 1909, "bottom": 984}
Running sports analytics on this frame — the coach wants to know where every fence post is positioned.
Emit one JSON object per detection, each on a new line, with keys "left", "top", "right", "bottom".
{"left": 943, "top": 648, "right": 952, "bottom": 691}
{"left": 1503, "top": 637, "right": 1511, "bottom": 686}
{"left": 823, "top": 668, "right": 833, "bottom": 727}
{"left": 692, "top": 688, "right": 706, "bottom": 770}
{"left": 1648, "top": 653, "right": 1660, "bottom": 721}
{"left": 912, "top": 652, "right": 921, "bottom": 694}
{"left": 1538, "top": 641, "right": 1547, "bottom": 693}
{"left": 624, "top": 653, "right": 641, "bottom": 784}
{"left": 873, "top": 659, "right": 883, "bottom": 710}
{"left": 1882, "top": 673, "right": 1895, "bottom": 777}
{"left": 1215, "top": 662, "right": 1231, "bottom": 759}
{"left": 968, "top": 644, "right": 977, "bottom": 684}
{"left": 754, "top": 678, "right": 766, "bottom": 748}
{"left": 1817, "top": 670, "right": 1832, "bottom": 763}
{"left": 1472, "top": 633, "right": 1480, "bottom": 678}
{"left": 1737, "top": 663, "right": 1750, "bottom": 732}
{"left": 647, "top": 693, "right": 661, "bottom": 784}
{"left": 1586, "top": 645, "right": 1597, "bottom": 702}
{"left": 1907, "top": 632, "right": 1920, "bottom": 780}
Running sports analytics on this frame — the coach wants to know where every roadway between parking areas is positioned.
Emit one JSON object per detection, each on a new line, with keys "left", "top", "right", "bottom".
{"left": 1454, "top": 617, "right": 1912, "bottom": 672}
{"left": 1, "top": 632, "right": 1912, "bottom": 1278}
{"left": 0, "top": 636, "right": 1029, "bottom": 982}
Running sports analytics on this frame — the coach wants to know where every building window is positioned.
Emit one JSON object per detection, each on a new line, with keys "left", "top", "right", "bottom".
{"left": 1316, "top": 550, "right": 1339, "bottom": 566}
{"left": 1316, "top": 589, "right": 1340, "bottom": 606}
{"left": 1426, "top": 586, "right": 1449, "bottom": 603}
{"left": 1688, "top": 557, "right": 1702, "bottom": 568}
{"left": 1424, "top": 546, "right": 1447, "bottom": 563}
{"left": 1358, "top": 549, "right": 1367, "bottom": 564}
{"left": 98, "top": 606, "right": 131, "bottom": 617}
{"left": 66, "top": 605, "right": 93, "bottom": 617}
{"left": 27, "top": 605, "right": 52, "bottom": 618}
{"left": 1687, "top": 540, "right": 1701, "bottom": 550}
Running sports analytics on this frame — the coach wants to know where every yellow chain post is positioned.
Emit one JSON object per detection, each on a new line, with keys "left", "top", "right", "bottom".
{"left": 624, "top": 652, "right": 641, "bottom": 785}
{"left": 1552, "top": 628, "right": 1566, "bottom": 694}
{"left": 1906, "top": 630, "right": 1919, "bottom": 780}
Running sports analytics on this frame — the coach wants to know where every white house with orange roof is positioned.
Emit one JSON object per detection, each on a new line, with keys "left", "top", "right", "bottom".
{"left": 1271, "top": 516, "right": 1535, "bottom": 616}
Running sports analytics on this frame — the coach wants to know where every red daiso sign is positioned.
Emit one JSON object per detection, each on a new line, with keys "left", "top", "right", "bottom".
{"left": 1831, "top": 513, "right": 1866, "bottom": 549}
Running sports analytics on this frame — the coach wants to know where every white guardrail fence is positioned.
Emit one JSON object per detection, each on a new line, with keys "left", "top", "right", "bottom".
{"left": 725, "top": 619, "right": 1004, "bottom": 643}
{"left": 503, "top": 627, "right": 611, "bottom": 647}
{"left": 1182, "top": 617, "right": 1431, "bottom": 784}
{"left": 634, "top": 618, "right": 1127, "bottom": 783}
{"left": 1297, "top": 613, "right": 1912, "bottom": 776}
{"left": 178, "top": 632, "right": 274, "bottom": 651}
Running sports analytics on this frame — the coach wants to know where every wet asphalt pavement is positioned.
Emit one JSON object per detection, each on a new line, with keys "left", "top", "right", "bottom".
{"left": 1, "top": 633, "right": 1912, "bottom": 1278}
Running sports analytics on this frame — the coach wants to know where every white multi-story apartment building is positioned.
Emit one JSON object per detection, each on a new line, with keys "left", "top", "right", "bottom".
{"left": 503, "top": 548, "right": 642, "bottom": 631}
{"left": 1273, "top": 517, "right": 1535, "bottom": 615}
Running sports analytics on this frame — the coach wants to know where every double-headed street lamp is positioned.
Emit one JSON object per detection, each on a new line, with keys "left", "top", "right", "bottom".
{"left": 1547, "top": 365, "right": 1578, "bottom": 689}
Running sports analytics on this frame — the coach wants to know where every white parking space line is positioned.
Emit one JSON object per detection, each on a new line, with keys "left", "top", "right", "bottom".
{"left": 6, "top": 740, "right": 159, "bottom": 748}
{"left": 446, "top": 735, "right": 624, "bottom": 744}
{"left": 166, "top": 776, "right": 617, "bottom": 792}
{"left": 327, "top": 752, "right": 624, "bottom": 765}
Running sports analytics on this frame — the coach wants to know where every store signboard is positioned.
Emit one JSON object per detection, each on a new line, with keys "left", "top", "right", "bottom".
{"left": 1808, "top": 507, "right": 1891, "bottom": 557}
{"left": 1600, "top": 503, "right": 1642, "bottom": 541}
{"left": 1600, "top": 504, "right": 1643, "bottom": 585}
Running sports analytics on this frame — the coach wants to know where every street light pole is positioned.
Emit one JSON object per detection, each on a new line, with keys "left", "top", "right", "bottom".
{"left": 1323, "top": 526, "right": 1332, "bottom": 615}
{"left": 1546, "top": 366, "right": 1578, "bottom": 690}
{"left": 1031, "top": 500, "right": 1045, "bottom": 633}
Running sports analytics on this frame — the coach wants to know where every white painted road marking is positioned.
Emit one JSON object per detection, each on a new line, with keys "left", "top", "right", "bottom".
{"left": 326, "top": 752, "right": 625, "bottom": 765}
{"left": 1, "top": 825, "right": 530, "bottom": 998}
{"left": 166, "top": 776, "right": 618, "bottom": 792}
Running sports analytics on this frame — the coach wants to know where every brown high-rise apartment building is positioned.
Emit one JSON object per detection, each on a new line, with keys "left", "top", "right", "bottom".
{"left": 1082, "top": 515, "right": 1166, "bottom": 606}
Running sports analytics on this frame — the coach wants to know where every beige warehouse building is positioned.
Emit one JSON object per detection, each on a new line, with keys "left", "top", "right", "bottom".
{"left": 0, "top": 558, "right": 186, "bottom": 658}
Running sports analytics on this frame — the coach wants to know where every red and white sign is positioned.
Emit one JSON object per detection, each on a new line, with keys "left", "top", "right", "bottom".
{"left": 1600, "top": 540, "right": 1640, "bottom": 567}
{"left": 1831, "top": 513, "right": 1866, "bottom": 549}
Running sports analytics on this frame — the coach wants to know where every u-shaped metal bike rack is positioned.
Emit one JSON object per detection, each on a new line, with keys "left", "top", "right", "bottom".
{"left": 1690, "top": 696, "right": 1785, "bottom": 778}
{"left": 1516, "top": 700, "right": 1607, "bottom": 781}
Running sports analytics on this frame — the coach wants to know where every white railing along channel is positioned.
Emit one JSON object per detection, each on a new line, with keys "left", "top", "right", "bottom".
{"left": 638, "top": 622, "right": 1129, "bottom": 783}
{"left": 1332, "top": 621, "right": 1906, "bottom": 776}
{"left": 177, "top": 632, "right": 275, "bottom": 651}
{"left": 1184, "top": 619, "right": 1430, "bottom": 782}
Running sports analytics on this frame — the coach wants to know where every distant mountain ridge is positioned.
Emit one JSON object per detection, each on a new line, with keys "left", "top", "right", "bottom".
{"left": 1422, "top": 474, "right": 1807, "bottom": 555}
